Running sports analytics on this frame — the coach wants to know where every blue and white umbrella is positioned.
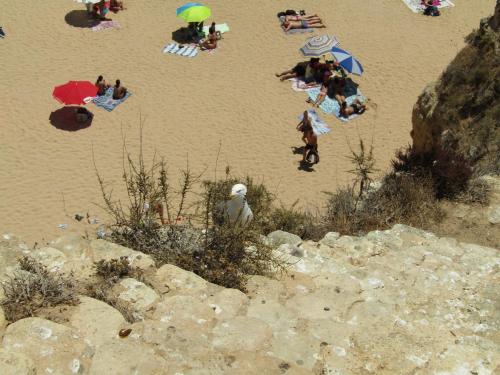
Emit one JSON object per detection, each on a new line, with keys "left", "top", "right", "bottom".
{"left": 331, "top": 46, "right": 364, "bottom": 76}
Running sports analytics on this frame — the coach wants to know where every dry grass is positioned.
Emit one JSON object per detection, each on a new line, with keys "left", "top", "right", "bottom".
{"left": 0, "top": 256, "right": 78, "bottom": 322}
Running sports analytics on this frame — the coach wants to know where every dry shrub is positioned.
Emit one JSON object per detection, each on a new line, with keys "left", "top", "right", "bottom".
{"left": 266, "top": 203, "right": 323, "bottom": 241}
{"left": 95, "top": 128, "right": 287, "bottom": 292}
{"left": 323, "top": 186, "right": 358, "bottom": 234}
{"left": 85, "top": 280, "right": 138, "bottom": 323}
{"left": 1, "top": 257, "right": 78, "bottom": 322}
{"left": 94, "top": 256, "right": 145, "bottom": 283}
{"left": 456, "top": 178, "right": 492, "bottom": 205}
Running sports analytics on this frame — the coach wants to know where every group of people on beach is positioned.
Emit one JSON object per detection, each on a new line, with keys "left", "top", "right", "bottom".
{"left": 185, "top": 21, "right": 222, "bottom": 50}
{"left": 90, "top": 0, "right": 125, "bottom": 20}
{"left": 95, "top": 76, "right": 127, "bottom": 99}
{"left": 278, "top": 10, "right": 326, "bottom": 31}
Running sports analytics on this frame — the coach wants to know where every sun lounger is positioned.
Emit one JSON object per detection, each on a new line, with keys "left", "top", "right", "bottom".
{"left": 306, "top": 88, "right": 366, "bottom": 122}
{"left": 202, "top": 23, "right": 230, "bottom": 35}
{"left": 298, "top": 109, "right": 331, "bottom": 136}
{"left": 93, "top": 87, "right": 131, "bottom": 112}
{"left": 162, "top": 43, "right": 199, "bottom": 58}
{"left": 400, "top": 0, "right": 454, "bottom": 13}
{"left": 91, "top": 21, "right": 121, "bottom": 32}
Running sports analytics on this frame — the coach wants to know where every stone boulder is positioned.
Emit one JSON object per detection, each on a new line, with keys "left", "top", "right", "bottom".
{"left": 212, "top": 316, "right": 272, "bottom": 352}
{"left": 89, "top": 240, "right": 155, "bottom": 272}
{"left": 266, "top": 230, "right": 302, "bottom": 247}
{"left": 2, "top": 317, "right": 92, "bottom": 374}
{"left": 112, "top": 278, "right": 159, "bottom": 320}
{"left": 152, "top": 263, "right": 209, "bottom": 296}
{"left": 0, "top": 350, "right": 36, "bottom": 375}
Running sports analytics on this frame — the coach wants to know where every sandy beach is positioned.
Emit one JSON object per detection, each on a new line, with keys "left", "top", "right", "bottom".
{"left": 0, "top": 0, "right": 495, "bottom": 244}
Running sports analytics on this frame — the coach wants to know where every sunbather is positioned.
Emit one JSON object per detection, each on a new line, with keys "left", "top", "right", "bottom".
{"left": 339, "top": 99, "right": 366, "bottom": 118}
{"left": 199, "top": 31, "right": 217, "bottom": 50}
{"left": 282, "top": 19, "right": 325, "bottom": 32}
{"left": 275, "top": 58, "right": 320, "bottom": 81}
{"left": 95, "top": 75, "right": 110, "bottom": 96}
{"left": 284, "top": 14, "right": 321, "bottom": 22}
{"left": 113, "top": 79, "right": 127, "bottom": 100}
{"left": 307, "top": 78, "right": 331, "bottom": 108}
{"left": 97, "top": 0, "right": 112, "bottom": 20}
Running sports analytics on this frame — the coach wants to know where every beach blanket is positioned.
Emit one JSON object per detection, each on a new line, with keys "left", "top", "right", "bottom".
{"left": 289, "top": 78, "right": 320, "bottom": 92}
{"left": 400, "top": 0, "right": 455, "bottom": 13}
{"left": 202, "top": 23, "right": 230, "bottom": 35}
{"left": 93, "top": 87, "right": 131, "bottom": 112}
{"left": 162, "top": 43, "right": 199, "bottom": 58}
{"left": 306, "top": 88, "right": 366, "bottom": 122}
{"left": 298, "top": 109, "right": 331, "bottom": 136}
{"left": 278, "top": 16, "right": 315, "bottom": 34}
{"left": 91, "top": 21, "right": 121, "bottom": 32}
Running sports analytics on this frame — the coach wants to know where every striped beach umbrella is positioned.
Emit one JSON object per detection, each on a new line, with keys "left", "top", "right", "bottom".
{"left": 176, "top": 3, "right": 211, "bottom": 23}
{"left": 300, "top": 35, "right": 339, "bottom": 57}
{"left": 331, "top": 46, "right": 364, "bottom": 76}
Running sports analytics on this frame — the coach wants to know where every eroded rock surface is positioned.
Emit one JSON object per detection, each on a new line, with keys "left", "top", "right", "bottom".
{"left": 0, "top": 225, "right": 498, "bottom": 374}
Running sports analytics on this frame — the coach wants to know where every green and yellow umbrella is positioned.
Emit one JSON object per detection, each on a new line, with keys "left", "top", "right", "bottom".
{"left": 176, "top": 3, "right": 211, "bottom": 23}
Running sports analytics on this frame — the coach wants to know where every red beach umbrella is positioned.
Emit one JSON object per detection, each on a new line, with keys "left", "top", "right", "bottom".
{"left": 52, "top": 81, "right": 98, "bottom": 105}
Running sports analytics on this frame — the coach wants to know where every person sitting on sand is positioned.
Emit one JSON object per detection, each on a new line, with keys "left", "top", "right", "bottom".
{"left": 208, "top": 22, "right": 222, "bottom": 40}
{"left": 339, "top": 99, "right": 366, "bottom": 118}
{"left": 199, "top": 31, "right": 217, "bottom": 50}
{"left": 282, "top": 19, "right": 325, "bottom": 32}
{"left": 113, "top": 79, "right": 127, "bottom": 100}
{"left": 275, "top": 58, "right": 320, "bottom": 82}
{"left": 301, "top": 122, "right": 319, "bottom": 164}
{"left": 97, "top": 0, "right": 112, "bottom": 20}
{"left": 95, "top": 75, "right": 110, "bottom": 96}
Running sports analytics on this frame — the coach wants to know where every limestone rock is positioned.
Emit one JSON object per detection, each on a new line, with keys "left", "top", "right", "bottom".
{"left": 2, "top": 317, "right": 92, "bottom": 374}
{"left": 488, "top": 206, "right": 500, "bottom": 224}
{"left": 88, "top": 338, "right": 167, "bottom": 375}
{"left": 69, "top": 296, "right": 126, "bottom": 348}
{"left": 112, "top": 278, "right": 159, "bottom": 320}
{"left": 0, "top": 350, "right": 36, "bottom": 375}
{"left": 90, "top": 239, "right": 155, "bottom": 271}
{"left": 212, "top": 316, "right": 272, "bottom": 352}
{"left": 207, "top": 288, "right": 249, "bottom": 320}
{"left": 153, "top": 263, "right": 208, "bottom": 295}
{"left": 319, "top": 232, "right": 340, "bottom": 247}
{"left": 266, "top": 230, "right": 302, "bottom": 247}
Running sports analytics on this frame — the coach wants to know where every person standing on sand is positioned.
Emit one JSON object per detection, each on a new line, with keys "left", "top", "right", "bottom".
{"left": 301, "top": 122, "right": 319, "bottom": 164}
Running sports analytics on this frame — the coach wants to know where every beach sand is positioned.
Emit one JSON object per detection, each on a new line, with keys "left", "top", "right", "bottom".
{"left": 0, "top": 0, "right": 495, "bottom": 244}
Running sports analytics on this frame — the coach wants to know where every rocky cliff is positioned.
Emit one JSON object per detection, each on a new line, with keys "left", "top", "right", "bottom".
{"left": 0, "top": 224, "right": 498, "bottom": 374}
{"left": 412, "top": 1, "right": 500, "bottom": 174}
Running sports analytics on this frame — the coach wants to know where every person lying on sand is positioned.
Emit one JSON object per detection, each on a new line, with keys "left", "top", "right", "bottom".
{"left": 282, "top": 19, "right": 325, "bottom": 32}
{"left": 284, "top": 14, "right": 321, "bottom": 22}
{"left": 307, "top": 77, "right": 331, "bottom": 108}
{"left": 110, "top": 0, "right": 125, "bottom": 11}
{"left": 95, "top": 75, "right": 110, "bottom": 96}
{"left": 275, "top": 58, "right": 320, "bottom": 82}
{"left": 113, "top": 79, "right": 127, "bottom": 100}
{"left": 340, "top": 99, "right": 366, "bottom": 118}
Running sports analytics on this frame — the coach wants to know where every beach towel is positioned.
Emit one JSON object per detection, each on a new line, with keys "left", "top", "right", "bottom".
{"left": 306, "top": 88, "right": 366, "bottom": 122}
{"left": 289, "top": 78, "right": 320, "bottom": 92}
{"left": 202, "top": 23, "right": 230, "bottom": 35}
{"left": 91, "top": 20, "right": 120, "bottom": 32}
{"left": 400, "top": 0, "right": 454, "bottom": 13}
{"left": 278, "top": 16, "right": 315, "bottom": 34}
{"left": 298, "top": 109, "right": 331, "bottom": 136}
{"left": 93, "top": 87, "right": 131, "bottom": 112}
{"left": 162, "top": 43, "right": 199, "bottom": 58}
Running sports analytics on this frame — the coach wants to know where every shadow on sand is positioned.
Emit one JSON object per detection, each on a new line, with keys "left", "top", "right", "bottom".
{"left": 171, "top": 27, "right": 198, "bottom": 44}
{"left": 49, "top": 107, "right": 93, "bottom": 132}
{"left": 291, "top": 146, "right": 316, "bottom": 172}
{"left": 65, "top": 10, "right": 100, "bottom": 28}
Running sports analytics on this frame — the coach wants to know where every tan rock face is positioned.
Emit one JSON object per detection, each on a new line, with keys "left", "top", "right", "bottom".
{"left": 0, "top": 224, "right": 498, "bottom": 374}
{"left": 89, "top": 239, "right": 155, "bottom": 271}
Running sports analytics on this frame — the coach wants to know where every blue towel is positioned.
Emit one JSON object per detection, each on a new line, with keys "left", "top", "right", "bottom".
{"left": 307, "top": 88, "right": 366, "bottom": 122}
{"left": 297, "top": 109, "right": 331, "bottom": 135}
{"left": 93, "top": 87, "right": 131, "bottom": 112}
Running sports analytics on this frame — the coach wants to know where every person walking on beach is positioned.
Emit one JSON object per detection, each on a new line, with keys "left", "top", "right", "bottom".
{"left": 300, "top": 119, "right": 319, "bottom": 164}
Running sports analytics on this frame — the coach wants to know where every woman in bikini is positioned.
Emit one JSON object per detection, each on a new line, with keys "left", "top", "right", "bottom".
{"left": 339, "top": 99, "right": 366, "bottom": 118}
{"left": 284, "top": 14, "right": 321, "bottom": 22}
{"left": 95, "top": 75, "right": 110, "bottom": 96}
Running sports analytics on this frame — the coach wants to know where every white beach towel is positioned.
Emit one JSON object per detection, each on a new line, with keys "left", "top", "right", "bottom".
{"left": 91, "top": 20, "right": 121, "bottom": 32}
{"left": 400, "top": 0, "right": 455, "bottom": 13}
{"left": 289, "top": 78, "right": 320, "bottom": 92}
{"left": 162, "top": 43, "right": 199, "bottom": 58}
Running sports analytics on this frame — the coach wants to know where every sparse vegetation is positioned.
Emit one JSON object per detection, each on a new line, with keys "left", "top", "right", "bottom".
{"left": 1, "top": 257, "right": 78, "bottom": 322}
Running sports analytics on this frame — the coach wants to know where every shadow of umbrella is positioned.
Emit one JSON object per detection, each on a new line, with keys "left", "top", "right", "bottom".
{"left": 172, "top": 27, "right": 195, "bottom": 44}
{"left": 49, "top": 106, "right": 93, "bottom": 132}
{"left": 65, "top": 10, "right": 100, "bottom": 28}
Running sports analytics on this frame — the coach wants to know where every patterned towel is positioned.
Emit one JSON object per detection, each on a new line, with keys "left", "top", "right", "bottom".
{"left": 93, "top": 87, "right": 131, "bottom": 112}
{"left": 297, "top": 109, "right": 331, "bottom": 136}
{"left": 162, "top": 43, "right": 199, "bottom": 58}
{"left": 289, "top": 78, "right": 320, "bottom": 92}
{"left": 306, "top": 88, "right": 366, "bottom": 122}
{"left": 91, "top": 21, "right": 120, "bottom": 32}
{"left": 400, "top": 0, "right": 454, "bottom": 13}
